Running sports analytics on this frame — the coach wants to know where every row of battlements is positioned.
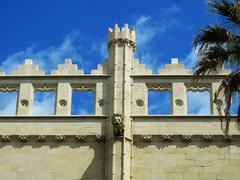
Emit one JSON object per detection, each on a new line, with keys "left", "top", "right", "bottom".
{"left": 0, "top": 58, "right": 229, "bottom": 76}
{"left": 108, "top": 24, "right": 136, "bottom": 43}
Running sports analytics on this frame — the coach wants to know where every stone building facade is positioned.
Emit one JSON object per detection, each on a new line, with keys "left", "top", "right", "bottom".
{"left": 0, "top": 24, "right": 239, "bottom": 180}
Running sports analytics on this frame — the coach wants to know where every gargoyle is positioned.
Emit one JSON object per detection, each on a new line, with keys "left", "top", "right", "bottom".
{"left": 112, "top": 114, "right": 124, "bottom": 137}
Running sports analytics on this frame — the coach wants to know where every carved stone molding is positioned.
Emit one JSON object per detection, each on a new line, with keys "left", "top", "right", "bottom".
{"left": 141, "top": 135, "right": 152, "bottom": 142}
{"left": 34, "top": 84, "right": 57, "bottom": 92}
{"left": 112, "top": 114, "right": 125, "bottom": 137}
{"left": 186, "top": 84, "right": 211, "bottom": 92}
{"left": 96, "top": 135, "right": 105, "bottom": 142}
{"left": 147, "top": 84, "right": 171, "bottom": 92}
{"left": 162, "top": 135, "right": 173, "bottom": 142}
{"left": 55, "top": 135, "right": 65, "bottom": 142}
{"left": 0, "top": 85, "right": 19, "bottom": 92}
{"left": 18, "top": 135, "right": 28, "bottom": 142}
{"left": 108, "top": 38, "right": 136, "bottom": 51}
{"left": 71, "top": 85, "right": 95, "bottom": 92}
{"left": 182, "top": 135, "right": 192, "bottom": 142}
{"left": 76, "top": 135, "right": 86, "bottom": 142}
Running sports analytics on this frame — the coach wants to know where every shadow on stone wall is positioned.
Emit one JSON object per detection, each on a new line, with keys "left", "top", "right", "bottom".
{"left": 0, "top": 142, "right": 105, "bottom": 180}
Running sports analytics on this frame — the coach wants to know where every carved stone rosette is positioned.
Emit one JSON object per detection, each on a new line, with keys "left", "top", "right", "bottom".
{"left": 112, "top": 114, "right": 125, "bottom": 137}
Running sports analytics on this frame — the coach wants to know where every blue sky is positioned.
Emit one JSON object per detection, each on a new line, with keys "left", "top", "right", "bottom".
{"left": 0, "top": 0, "right": 238, "bottom": 115}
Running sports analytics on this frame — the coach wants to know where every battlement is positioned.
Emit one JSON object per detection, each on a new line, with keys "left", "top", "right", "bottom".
{"left": 108, "top": 24, "right": 136, "bottom": 50}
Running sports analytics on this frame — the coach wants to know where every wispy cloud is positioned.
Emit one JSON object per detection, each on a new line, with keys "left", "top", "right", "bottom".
{"left": 0, "top": 92, "right": 17, "bottom": 115}
{"left": 187, "top": 91, "right": 211, "bottom": 114}
{"left": 0, "top": 31, "right": 87, "bottom": 74}
{"left": 133, "top": 4, "right": 180, "bottom": 72}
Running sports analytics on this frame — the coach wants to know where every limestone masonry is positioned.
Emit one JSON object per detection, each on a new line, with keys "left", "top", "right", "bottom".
{"left": 0, "top": 24, "right": 239, "bottom": 180}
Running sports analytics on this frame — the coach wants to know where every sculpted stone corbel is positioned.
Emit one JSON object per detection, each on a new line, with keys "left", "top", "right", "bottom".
{"left": 203, "top": 135, "right": 213, "bottom": 142}
{"left": 55, "top": 135, "right": 65, "bottom": 142}
{"left": 162, "top": 135, "right": 173, "bottom": 142}
{"left": 19, "top": 135, "right": 28, "bottom": 142}
{"left": 182, "top": 135, "right": 192, "bottom": 142}
{"left": 76, "top": 135, "right": 86, "bottom": 142}
{"left": 141, "top": 135, "right": 152, "bottom": 142}
{"left": 112, "top": 114, "right": 125, "bottom": 137}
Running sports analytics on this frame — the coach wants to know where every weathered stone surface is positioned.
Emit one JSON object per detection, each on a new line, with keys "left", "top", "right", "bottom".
{"left": 0, "top": 24, "right": 239, "bottom": 180}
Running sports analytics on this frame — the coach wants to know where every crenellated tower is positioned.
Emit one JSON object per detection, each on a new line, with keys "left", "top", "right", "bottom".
{"left": 105, "top": 24, "right": 135, "bottom": 180}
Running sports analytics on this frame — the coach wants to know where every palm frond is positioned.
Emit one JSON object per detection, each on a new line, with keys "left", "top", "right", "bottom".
{"left": 193, "top": 25, "right": 231, "bottom": 52}
{"left": 215, "top": 69, "right": 240, "bottom": 135}
{"left": 194, "top": 46, "right": 228, "bottom": 76}
{"left": 208, "top": 0, "right": 240, "bottom": 27}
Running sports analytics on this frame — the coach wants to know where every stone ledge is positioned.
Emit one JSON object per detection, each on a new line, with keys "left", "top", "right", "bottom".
{"left": 134, "top": 134, "right": 240, "bottom": 142}
{"left": 0, "top": 135, "right": 106, "bottom": 143}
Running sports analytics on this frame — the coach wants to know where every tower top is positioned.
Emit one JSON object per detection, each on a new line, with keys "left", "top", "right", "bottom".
{"left": 108, "top": 24, "right": 136, "bottom": 51}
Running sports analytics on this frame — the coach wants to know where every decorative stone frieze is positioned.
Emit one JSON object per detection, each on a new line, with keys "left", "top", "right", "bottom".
{"left": 147, "top": 84, "right": 171, "bottom": 92}
{"left": 186, "top": 84, "right": 211, "bottom": 92}
{"left": 224, "top": 135, "right": 233, "bottom": 142}
{"left": 0, "top": 85, "right": 19, "bottom": 92}
{"left": 112, "top": 114, "right": 125, "bottom": 137}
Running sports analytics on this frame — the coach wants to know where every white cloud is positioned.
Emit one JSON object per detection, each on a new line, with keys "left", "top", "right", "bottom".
{"left": 133, "top": 5, "right": 180, "bottom": 72}
{"left": 0, "top": 31, "right": 84, "bottom": 74}
{"left": 32, "top": 92, "right": 56, "bottom": 115}
{"left": 182, "top": 48, "right": 198, "bottom": 68}
{"left": 0, "top": 92, "right": 17, "bottom": 115}
{"left": 187, "top": 91, "right": 211, "bottom": 114}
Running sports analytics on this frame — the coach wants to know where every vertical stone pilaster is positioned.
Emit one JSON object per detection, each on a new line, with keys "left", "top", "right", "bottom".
{"left": 106, "top": 24, "right": 135, "bottom": 180}
{"left": 17, "top": 83, "right": 34, "bottom": 115}
{"left": 55, "top": 83, "right": 72, "bottom": 115}
{"left": 95, "top": 82, "right": 107, "bottom": 115}
{"left": 171, "top": 83, "right": 187, "bottom": 115}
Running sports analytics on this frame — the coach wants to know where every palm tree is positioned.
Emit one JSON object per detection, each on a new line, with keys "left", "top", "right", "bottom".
{"left": 193, "top": 0, "right": 240, "bottom": 135}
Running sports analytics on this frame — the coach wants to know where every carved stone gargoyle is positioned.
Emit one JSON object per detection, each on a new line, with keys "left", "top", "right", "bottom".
{"left": 112, "top": 114, "right": 125, "bottom": 137}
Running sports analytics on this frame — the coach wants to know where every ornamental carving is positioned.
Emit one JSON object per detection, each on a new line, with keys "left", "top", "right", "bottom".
{"left": 55, "top": 135, "right": 65, "bottom": 142}
{"left": 96, "top": 135, "right": 105, "bottom": 142}
{"left": 71, "top": 85, "right": 95, "bottom": 92}
{"left": 37, "top": 135, "right": 46, "bottom": 142}
{"left": 182, "top": 135, "right": 192, "bottom": 142}
{"left": 162, "top": 135, "right": 173, "bottom": 142}
{"left": 147, "top": 84, "right": 171, "bottom": 92}
{"left": 0, "top": 85, "right": 19, "bottom": 92}
{"left": 202, "top": 135, "right": 213, "bottom": 142}
{"left": 76, "top": 135, "right": 86, "bottom": 142}
{"left": 112, "top": 114, "right": 125, "bottom": 137}
{"left": 141, "top": 135, "right": 152, "bottom": 142}
{"left": 34, "top": 84, "right": 56, "bottom": 92}
{"left": 18, "top": 135, "right": 28, "bottom": 142}
{"left": 1, "top": 135, "right": 10, "bottom": 142}
{"left": 108, "top": 38, "right": 136, "bottom": 51}
{"left": 186, "top": 84, "right": 210, "bottom": 92}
